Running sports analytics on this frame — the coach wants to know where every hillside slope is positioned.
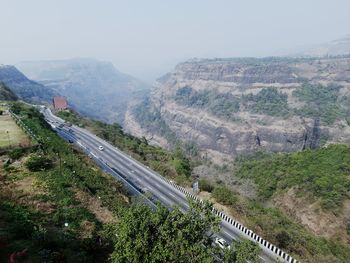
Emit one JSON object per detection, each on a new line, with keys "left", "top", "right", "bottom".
{"left": 0, "top": 82, "right": 18, "bottom": 101}
{"left": 17, "top": 58, "right": 148, "bottom": 123}
{"left": 301, "top": 35, "right": 350, "bottom": 57}
{"left": 0, "top": 65, "right": 54, "bottom": 102}
{"left": 0, "top": 103, "right": 129, "bottom": 262}
{"left": 125, "top": 56, "right": 350, "bottom": 161}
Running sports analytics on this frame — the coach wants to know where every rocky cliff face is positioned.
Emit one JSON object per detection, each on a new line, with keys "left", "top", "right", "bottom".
{"left": 125, "top": 56, "right": 350, "bottom": 161}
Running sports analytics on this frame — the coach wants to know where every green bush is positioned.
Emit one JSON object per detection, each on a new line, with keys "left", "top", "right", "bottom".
{"left": 212, "top": 186, "right": 238, "bottom": 205}
{"left": 9, "top": 148, "right": 28, "bottom": 160}
{"left": 25, "top": 155, "right": 53, "bottom": 171}
{"left": 199, "top": 179, "right": 214, "bottom": 192}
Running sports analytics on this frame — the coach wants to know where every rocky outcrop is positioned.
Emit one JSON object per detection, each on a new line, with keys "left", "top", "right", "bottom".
{"left": 125, "top": 56, "right": 350, "bottom": 161}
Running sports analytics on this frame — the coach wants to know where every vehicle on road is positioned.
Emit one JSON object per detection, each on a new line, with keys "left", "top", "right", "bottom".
{"left": 215, "top": 237, "right": 230, "bottom": 249}
{"left": 68, "top": 128, "right": 74, "bottom": 133}
{"left": 98, "top": 146, "right": 104, "bottom": 151}
{"left": 58, "top": 124, "right": 64, "bottom": 128}
{"left": 68, "top": 139, "right": 74, "bottom": 143}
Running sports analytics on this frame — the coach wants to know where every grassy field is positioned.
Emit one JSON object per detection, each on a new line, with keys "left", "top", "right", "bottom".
{"left": 0, "top": 114, "right": 29, "bottom": 148}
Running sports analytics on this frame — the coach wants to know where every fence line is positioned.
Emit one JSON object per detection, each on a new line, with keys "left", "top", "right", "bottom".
{"left": 9, "top": 110, "right": 41, "bottom": 143}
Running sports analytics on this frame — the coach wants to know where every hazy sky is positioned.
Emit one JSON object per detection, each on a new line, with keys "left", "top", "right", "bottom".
{"left": 1, "top": 0, "right": 350, "bottom": 82}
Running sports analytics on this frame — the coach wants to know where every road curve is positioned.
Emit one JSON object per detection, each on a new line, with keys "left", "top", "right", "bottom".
{"left": 41, "top": 107, "right": 298, "bottom": 263}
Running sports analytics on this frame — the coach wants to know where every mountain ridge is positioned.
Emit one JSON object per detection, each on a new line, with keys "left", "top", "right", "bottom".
{"left": 17, "top": 58, "right": 149, "bottom": 123}
{"left": 0, "top": 65, "right": 55, "bottom": 103}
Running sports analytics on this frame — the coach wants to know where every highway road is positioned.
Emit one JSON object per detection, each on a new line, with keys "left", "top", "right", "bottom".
{"left": 40, "top": 107, "right": 296, "bottom": 263}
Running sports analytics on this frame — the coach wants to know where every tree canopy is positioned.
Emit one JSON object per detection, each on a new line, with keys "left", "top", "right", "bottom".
{"left": 110, "top": 199, "right": 262, "bottom": 263}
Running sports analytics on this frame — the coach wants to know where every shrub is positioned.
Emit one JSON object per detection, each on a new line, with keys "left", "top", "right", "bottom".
{"left": 212, "top": 185, "right": 238, "bottom": 205}
{"left": 199, "top": 179, "right": 214, "bottom": 192}
{"left": 25, "top": 155, "right": 53, "bottom": 171}
{"left": 8, "top": 148, "right": 28, "bottom": 160}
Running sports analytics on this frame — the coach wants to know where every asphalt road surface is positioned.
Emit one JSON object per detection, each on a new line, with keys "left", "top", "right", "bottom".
{"left": 41, "top": 107, "right": 291, "bottom": 263}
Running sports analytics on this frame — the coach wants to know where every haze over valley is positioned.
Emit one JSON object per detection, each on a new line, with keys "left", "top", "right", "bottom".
{"left": 1, "top": 1, "right": 350, "bottom": 263}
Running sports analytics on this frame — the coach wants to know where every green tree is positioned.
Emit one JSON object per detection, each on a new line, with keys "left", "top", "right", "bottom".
{"left": 111, "top": 200, "right": 220, "bottom": 263}
{"left": 234, "top": 239, "right": 261, "bottom": 263}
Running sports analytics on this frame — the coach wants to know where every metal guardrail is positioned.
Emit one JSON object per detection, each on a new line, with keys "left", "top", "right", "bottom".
{"left": 163, "top": 179, "right": 299, "bottom": 263}
{"left": 45, "top": 107, "right": 299, "bottom": 263}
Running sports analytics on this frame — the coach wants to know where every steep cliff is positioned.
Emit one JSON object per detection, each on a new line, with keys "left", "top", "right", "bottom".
{"left": 125, "top": 56, "right": 350, "bottom": 160}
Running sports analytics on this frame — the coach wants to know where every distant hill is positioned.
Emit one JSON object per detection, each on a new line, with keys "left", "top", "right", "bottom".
{"left": 300, "top": 35, "right": 350, "bottom": 57}
{"left": 17, "top": 58, "right": 149, "bottom": 123}
{"left": 0, "top": 65, "right": 54, "bottom": 103}
{"left": 125, "top": 56, "right": 350, "bottom": 160}
{"left": 0, "top": 82, "right": 18, "bottom": 101}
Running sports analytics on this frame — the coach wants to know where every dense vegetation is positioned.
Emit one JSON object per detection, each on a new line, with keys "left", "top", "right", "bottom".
{"left": 1, "top": 102, "right": 129, "bottom": 262}
{"left": 242, "top": 87, "right": 290, "bottom": 117}
{"left": 174, "top": 87, "right": 290, "bottom": 119}
{"left": 172, "top": 83, "right": 350, "bottom": 124}
{"left": 111, "top": 201, "right": 219, "bottom": 263}
{"left": 109, "top": 200, "right": 260, "bottom": 263}
{"left": 293, "top": 83, "right": 344, "bottom": 124}
{"left": 174, "top": 87, "right": 241, "bottom": 121}
{"left": 236, "top": 145, "right": 350, "bottom": 210}
{"left": 58, "top": 110, "right": 193, "bottom": 185}
{"left": 199, "top": 181, "right": 350, "bottom": 262}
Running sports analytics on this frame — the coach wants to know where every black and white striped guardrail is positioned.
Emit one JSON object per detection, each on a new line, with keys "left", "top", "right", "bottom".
{"left": 156, "top": 176, "right": 299, "bottom": 263}
{"left": 44, "top": 108, "right": 299, "bottom": 263}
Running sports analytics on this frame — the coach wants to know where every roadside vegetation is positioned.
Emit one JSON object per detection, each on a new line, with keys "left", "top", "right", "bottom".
{"left": 197, "top": 144, "right": 350, "bottom": 262}
{"left": 1, "top": 102, "right": 129, "bottom": 262}
{"left": 57, "top": 109, "right": 193, "bottom": 185}
{"left": 109, "top": 200, "right": 260, "bottom": 263}
{"left": 196, "top": 178, "right": 350, "bottom": 263}
{"left": 1, "top": 102, "right": 261, "bottom": 262}
{"left": 58, "top": 105, "right": 350, "bottom": 262}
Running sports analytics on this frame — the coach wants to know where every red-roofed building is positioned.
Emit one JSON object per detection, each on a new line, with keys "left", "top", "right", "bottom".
{"left": 53, "top": 96, "right": 68, "bottom": 111}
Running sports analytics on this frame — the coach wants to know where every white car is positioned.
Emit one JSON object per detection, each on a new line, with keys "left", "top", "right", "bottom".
{"left": 215, "top": 237, "right": 230, "bottom": 249}
{"left": 98, "top": 146, "right": 104, "bottom": 151}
